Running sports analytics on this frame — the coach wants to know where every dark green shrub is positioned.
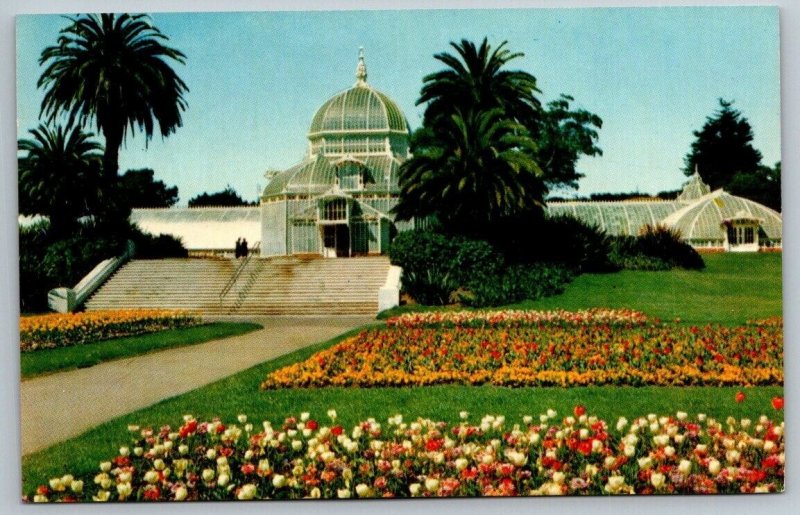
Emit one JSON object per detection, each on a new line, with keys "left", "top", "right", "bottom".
{"left": 610, "top": 225, "right": 704, "bottom": 270}
{"left": 502, "top": 215, "right": 616, "bottom": 272}
{"left": 130, "top": 230, "right": 188, "bottom": 258}
{"left": 459, "top": 263, "right": 573, "bottom": 307}
{"left": 389, "top": 230, "right": 503, "bottom": 304}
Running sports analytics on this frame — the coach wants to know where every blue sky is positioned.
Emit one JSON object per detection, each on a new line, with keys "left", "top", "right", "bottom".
{"left": 15, "top": 7, "right": 780, "bottom": 205}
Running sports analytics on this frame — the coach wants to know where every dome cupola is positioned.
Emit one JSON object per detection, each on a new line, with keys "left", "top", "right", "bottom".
{"left": 307, "top": 48, "right": 409, "bottom": 157}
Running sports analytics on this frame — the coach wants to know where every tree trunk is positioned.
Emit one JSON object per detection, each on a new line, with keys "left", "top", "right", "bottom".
{"left": 102, "top": 124, "right": 123, "bottom": 179}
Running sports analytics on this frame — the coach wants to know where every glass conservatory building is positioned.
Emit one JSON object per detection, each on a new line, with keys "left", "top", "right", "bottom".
{"left": 259, "top": 49, "right": 414, "bottom": 257}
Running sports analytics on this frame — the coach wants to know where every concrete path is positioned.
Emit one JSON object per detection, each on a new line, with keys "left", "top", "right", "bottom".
{"left": 20, "top": 316, "right": 373, "bottom": 456}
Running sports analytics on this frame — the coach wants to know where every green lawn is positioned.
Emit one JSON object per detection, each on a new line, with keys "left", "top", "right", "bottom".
{"left": 21, "top": 253, "right": 784, "bottom": 494}
{"left": 381, "top": 253, "right": 782, "bottom": 325}
{"left": 21, "top": 322, "right": 262, "bottom": 379}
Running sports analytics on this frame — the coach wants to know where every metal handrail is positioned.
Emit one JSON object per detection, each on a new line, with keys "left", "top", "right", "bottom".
{"left": 219, "top": 241, "right": 260, "bottom": 302}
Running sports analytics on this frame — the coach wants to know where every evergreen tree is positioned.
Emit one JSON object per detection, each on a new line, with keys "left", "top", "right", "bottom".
{"left": 683, "top": 99, "right": 762, "bottom": 190}
{"left": 188, "top": 185, "right": 254, "bottom": 207}
{"left": 118, "top": 169, "right": 179, "bottom": 208}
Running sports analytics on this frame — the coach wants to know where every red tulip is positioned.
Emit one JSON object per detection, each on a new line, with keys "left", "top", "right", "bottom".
{"left": 574, "top": 405, "right": 586, "bottom": 417}
{"left": 735, "top": 391, "right": 746, "bottom": 403}
{"left": 771, "top": 396, "right": 784, "bottom": 410}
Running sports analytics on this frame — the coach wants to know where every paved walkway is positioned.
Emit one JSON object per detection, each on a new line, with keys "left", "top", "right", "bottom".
{"left": 20, "top": 316, "right": 373, "bottom": 455}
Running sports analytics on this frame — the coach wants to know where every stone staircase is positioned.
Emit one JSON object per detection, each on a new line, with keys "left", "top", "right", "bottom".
{"left": 84, "top": 256, "right": 391, "bottom": 315}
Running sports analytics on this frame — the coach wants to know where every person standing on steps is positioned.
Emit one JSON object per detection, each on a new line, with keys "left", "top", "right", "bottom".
{"left": 235, "top": 237, "right": 242, "bottom": 258}
{"left": 242, "top": 238, "right": 249, "bottom": 258}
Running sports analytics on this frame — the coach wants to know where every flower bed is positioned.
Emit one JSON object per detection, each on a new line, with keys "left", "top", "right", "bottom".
{"left": 262, "top": 312, "right": 783, "bottom": 388}
{"left": 387, "top": 308, "right": 650, "bottom": 328}
{"left": 26, "top": 407, "right": 784, "bottom": 502}
{"left": 19, "top": 310, "right": 201, "bottom": 352}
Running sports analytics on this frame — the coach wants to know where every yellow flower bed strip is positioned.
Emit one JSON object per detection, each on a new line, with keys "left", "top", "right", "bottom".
{"left": 262, "top": 311, "right": 783, "bottom": 389}
{"left": 19, "top": 310, "right": 200, "bottom": 352}
{"left": 26, "top": 408, "right": 784, "bottom": 501}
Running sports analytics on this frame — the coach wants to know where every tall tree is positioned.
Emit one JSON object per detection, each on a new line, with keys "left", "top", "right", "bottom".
{"left": 188, "top": 185, "right": 254, "bottom": 207}
{"left": 118, "top": 168, "right": 179, "bottom": 208}
{"left": 417, "top": 38, "right": 542, "bottom": 129}
{"left": 18, "top": 125, "right": 103, "bottom": 238}
{"left": 683, "top": 99, "right": 762, "bottom": 190}
{"left": 38, "top": 13, "right": 188, "bottom": 179}
{"left": 728, "top": 161, "right": 781, "bottom": 212}
{"left": 395, "top": 108, "right": 544, "bottom": 233}
{"left": 535, "top": 95, "right": 603, "bottom": 190}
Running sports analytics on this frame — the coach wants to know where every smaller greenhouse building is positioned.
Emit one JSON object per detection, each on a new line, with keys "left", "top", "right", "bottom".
{"left": 547, "top": 173, "right": 782, "bottom": 251}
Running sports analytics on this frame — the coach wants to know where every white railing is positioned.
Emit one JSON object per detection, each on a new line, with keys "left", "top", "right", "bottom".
{"left": 47, "top": 241, "right": 135, "bottom": 313}
{"left": 378, "top": 265, "right": 402, "bottom": 312}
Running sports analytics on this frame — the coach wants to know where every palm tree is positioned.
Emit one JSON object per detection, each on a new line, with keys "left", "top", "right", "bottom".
{"left": 18, "top": 125, "right": 103, "bottom": 238}
{"left": 395, "top": 39, "right": 546, "bottom": 233}
{"left": 417, "top": 38, "right": 542, "bottom": 129}
{"left": 38, "top": 13, "right": 188, "bottom": 179}
{"left": 395, "top": 108, "right": 544, "bottom": 232}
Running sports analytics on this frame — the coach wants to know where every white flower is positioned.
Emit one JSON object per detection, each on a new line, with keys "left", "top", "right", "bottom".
{"left": 764, "top": 440, "right": 776, "bottom": 452}
{"left": 697, "top": 413, "right": 706, "bottom": 422}
{"left": 153, "top": 459, "right": 166, "bottom": 471}
{"left": 708, "top": 459, "right": 721, "bottom": 476}
{"left": 651, "top": 472, "right": 666, "bottom": 489}
{"left": 455, "top": 458, "right": 469, "bottom": 471}
{"left": 637, "top": 456, "right": 652, "bottom": 470}
{"left": 70, "top": 480, "right": 84, "bottom": 494}
{"left": 144, "top": 470, "right": 160, "bottom": 484}
{"left": 726, "top": 450, "right": 741, "bottom": 464}
{"left": 552, "top": 471, "right": 565, "bottom": 484}
{"left": 272, "top": 474, "right": 287, "bottom": 488}
{"left": 118, "top": 471, "right": 132, "bottom": 483}
{"left": 238, "top": 414, "right": 248, "bottom": 424}
{"left": 99, "top": 462, "right": 112, "bottom": 473}
{"left": 116, "top": 482, "right": 133, "bottom": 498}
{"left": 92, "top": 490, "right": 111, "bottom": 502}
{"left": 409, "top": 483, "right": 422, "bottom": 496}
{"left": 425, "top": 477, "right": 440, "bottom": 492}
{"left": 206, "top": 448, "right": 217, "bottom": 460}
{"left": 308, "top": 487, "right": 321, "bottom": 499}
{"left": 355, "top": 483, "right": 371, "bottom": 497}
{"left": 216, "top": 456, "right": 228, "bottom": 466}
{"left": 676, "top": 411, "right": 688, "bottom": 421}
{"left": 624, "top": 444, "right": 636, "bottom": 457}
{"left": 292, "top": 440, "right": 303, "bottom": 451}
{"left": 218, "top": 473, "right": 230, "bottom": 487}
{"left": 755, "top": 485, "right": 770, "bottom": 493}
{"left": 201, "top": 468, "right": 215, "bottom": 482}
{"left": 678, "top": 459, "right": 692, "bottom": 474}
{"left": 174, "top": 486, "right": 188, "bottom": 501}
{"left": 33, "top": 495, "right": 48, "bottom": 503}
{"left": 460, "top": 411, "right": 469, "bottom": 420}
{"left": 741, "top": 418, "right": 751, "bottom": 429}
{"left": 327, "top": 409, "right": 337, "bottom": 420}
{"left": 523, "top": 415, "right": 533, "bottom": 424}
{"left": 579, "top": 428, "right": 589, "bottom": 440}
{"left": 48, "top": 478, "right": 64, "bottom": 492}
{"left": 664, "top": 446, "right": 675, "bottom": 457}
{"left": 133, "top": 447, "right": 144, "bottom": 457}
{"left": 337, "top": 488, "right": 351, "bottom": 499}
{"left": 237, "top": 484, "right": 257, "bottom": 500}
{"left": 546, "top": 409, "right": 557, "bottom": 419}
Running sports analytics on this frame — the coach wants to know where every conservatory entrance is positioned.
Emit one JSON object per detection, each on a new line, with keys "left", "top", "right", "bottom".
{"left": 320, "top": 223, "right": 350, "bottom": 258}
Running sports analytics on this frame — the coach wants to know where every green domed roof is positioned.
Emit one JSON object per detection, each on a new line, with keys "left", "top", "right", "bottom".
{"left": 307, "top": 49, "right": 408, "bottom": 137}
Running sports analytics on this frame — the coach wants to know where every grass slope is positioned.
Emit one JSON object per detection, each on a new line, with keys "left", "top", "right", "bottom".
{"left": 518, "top": 253, "right": 781, "bottom": 325}
{"left": 381, "top": 254, "right": 782, "bottom": 325}
{"left": 21, "top": 322, "right": 263, "bottom": 379}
